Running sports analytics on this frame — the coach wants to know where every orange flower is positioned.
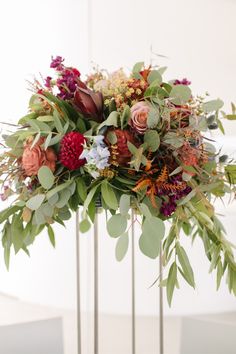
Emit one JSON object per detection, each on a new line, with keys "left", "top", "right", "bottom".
{"left": 21, "top": 137, "right": 57, "bottom": 176}
{"left": 178, "top": 142, "right": 199, "bottom": 176}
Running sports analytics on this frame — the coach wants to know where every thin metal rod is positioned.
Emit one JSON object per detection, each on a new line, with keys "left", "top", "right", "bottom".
{"left": 94, "top": 210, "right": 99, "bottom": 354}
{"left": 76, "top": 210, "right": 82, "bottom": 354}
{"left": 131, "top": 209, "right": 136, "bottom": 354}
{"left": 159, "top": 246, "right": 164, "bottom": 354}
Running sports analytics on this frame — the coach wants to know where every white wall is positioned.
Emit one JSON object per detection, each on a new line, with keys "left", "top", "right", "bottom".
{"left": 0, "top": 0, "right": 236, "bottom": 317}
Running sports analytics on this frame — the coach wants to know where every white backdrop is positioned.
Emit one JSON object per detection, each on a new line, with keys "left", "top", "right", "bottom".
{"left": 0, "top": 0, "right": 235, "bottom": 316}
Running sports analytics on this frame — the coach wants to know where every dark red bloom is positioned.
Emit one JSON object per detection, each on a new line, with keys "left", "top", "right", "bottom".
{"left": 45, "top": 76, "right": 52, "bottom": 88}
{"left": 104, "top": 128, "right": 139, "bottom": 166}
{"left": 59, "top": 132, "right": 86, "bottom": 170}
{"left": 174, "top": 78, "right": 191, "bottom": 86}
{"left": 74, "top": 81, "right": 104, "bottom": 122}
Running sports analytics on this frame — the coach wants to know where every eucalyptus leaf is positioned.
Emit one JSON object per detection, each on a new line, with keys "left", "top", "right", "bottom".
{"left": 53, "top": 110, "right": 64, "bottom": 133}
{"left": 167, "top": 262, "right": 177, "bottom": 306}
{"left": 101, "top": 181, "right": 118, "bottom": 210}
{"left": 98, "top": 111, "right": 119, "bottom": 130}
{"left": 48, "top": 193, "right": 59, "bottom": 205}
{"left": 47, "top": 225, "right": 56, "bottom": 247}
{"left": 38, "top": 166, "right": 55, "bottom": 190}
{"left": 132, "top": 61, "right": 144, "bottom": 79}
{"left": 120, "top": 105, "right": 131, "bottom": 129}
{"left": 138, "top": 203, "right": 152, "bottom": 219}
{"left": 46, "top": 181, "right": 73, "bottom": 200}
{"left": 170, "top": 85, "right": 192, "bottom": 105}
{"left": 55, "top": 189, "right": 71, "bottom": 208}
{"left": 26, "top": 194, "right": 45, "bottom": 211}
{"left": 144, "top": 130, "right": 160, "bottom": 152}
{"left": 37, "top": 115, "right": 54, "bottom": 122}
{"left": 107, "top": 214, "right": 127, "bottom": 238}
{"left": 119, "top": 194, "right": 130, "bottom": 216}
{"left": 176, "top": 243, "right": 195, "bottom": 288}
{"left": 216, "top": 261, "right": 223, "bottom": 290}
{"left": 76, "top": 177, "right": 87, "bottom": 202}
{"left": 178, "top": 189, "right": 196, "bottom": 206}
{"left": 83, "top": 184, "right": 100, "bottom": 214}
{"left": 139, "top": 216, "right": 165, "bottom": 259}
{"left": 147, "top": 108, "right": 159, "bottom": 129}
{"left": 202, "top": 99, "right": 224, "bottom": 113}
{"left": 34, "top": 207, "right": 46, "bottom": 225}
{"left": 79, "top": 219, "right": 91, "bottom": 233}
{"left": 115, "top": 232, "right": 129, "bottom": 261}
{"left": 44, "top": 132, "right": 52, "bottom": 150}
{"left": 147, "top": 70, "right": 162, "bottom": 85}
{"left": 12, "top": 215, "right": 24, "bottom": 253}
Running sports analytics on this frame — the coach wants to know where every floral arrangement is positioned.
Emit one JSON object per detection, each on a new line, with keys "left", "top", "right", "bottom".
{"left": 0, "top": 56, "right": 236, "bottom": 304}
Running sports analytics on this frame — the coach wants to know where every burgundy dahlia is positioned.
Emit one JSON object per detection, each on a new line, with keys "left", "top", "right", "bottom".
{"left": 59, "top": 132, "right": 86, "bottom": 170}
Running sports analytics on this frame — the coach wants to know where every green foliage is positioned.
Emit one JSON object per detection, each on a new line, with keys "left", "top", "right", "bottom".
{"left": 76, "top": 177, "right": 87, "bottom": 202}
{"left": 169, "top": 85, "right": 192, "bottom": 105}
{"left": 202, "top": 99, "right": 224, "bottom": 113}
{"left": 119, "top": 195, "right": 130, "bottom": 216}
{"left": 163, "top": 132, "right": 184, "bottom": 148}
{"left": 79, "top": 218, "right": 91, "bottom": 233}
{"left": 132, "top": 61, "right": 144, "bottom": 79}
{"left": 101, "top": 181, "right": 118, "bottom": 210}
{"left": 107, "top": 214, "right": 128, "bottom": 238}
{"left": 98, "top": 111, "right": 119, "bottom": 130}
{"left": 147, "top": 70, "right": 162, "bottom": 85}
{"left": 26, "top": 194, "right": 45, "bottom": 211}
{"left": 47, "top": 225, "right": 56, "bottom": 247}
{"left": 120, "top": 105, "right": 130, "bottom": 129}
{"left": 128, "top": 142, "right": 147, "bottom": 171}
{"left": 38, "top": 166, "right": 55, "bottom": 190}
{"left": 167, "top": 262, "right": 177, "bottom": 306}
{"left": 144, "top": 130, "right": 160, "bottom": 152}
{"left": 176, "top": 243, "right": 195, "bottom": 288}
{"left": 147, "top": 108, "right": 160, "bottom": 128}
{"left": 115, "top": 232, "right": 129, "bottom": 261}
{"left": 139, "top": 216, "right": 165, "bottom": 259}
{"left": 225, "top": 165, "right": 236, "bottom": 184}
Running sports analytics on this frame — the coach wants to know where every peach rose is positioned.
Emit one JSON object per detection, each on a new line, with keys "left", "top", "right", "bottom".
{"left": 129, "top": 101, "right": 150, "bottom": 134}
{"left": 21, "top": 137, "right": 57, "bottom": 176}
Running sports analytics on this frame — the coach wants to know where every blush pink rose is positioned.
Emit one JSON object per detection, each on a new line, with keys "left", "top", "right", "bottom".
{"left": 129, "top": 101, "right": 150, "bottom": 134}
{"left": 21, "top": 137, "right": 57, "bottom": 176}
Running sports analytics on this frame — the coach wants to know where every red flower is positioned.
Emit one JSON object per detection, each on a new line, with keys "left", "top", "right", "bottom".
{"left": 105, "top": 128, "right": 139, "bottom": 166}
{"left": 59, "top": 132, "right": 86, "bottom": 170}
